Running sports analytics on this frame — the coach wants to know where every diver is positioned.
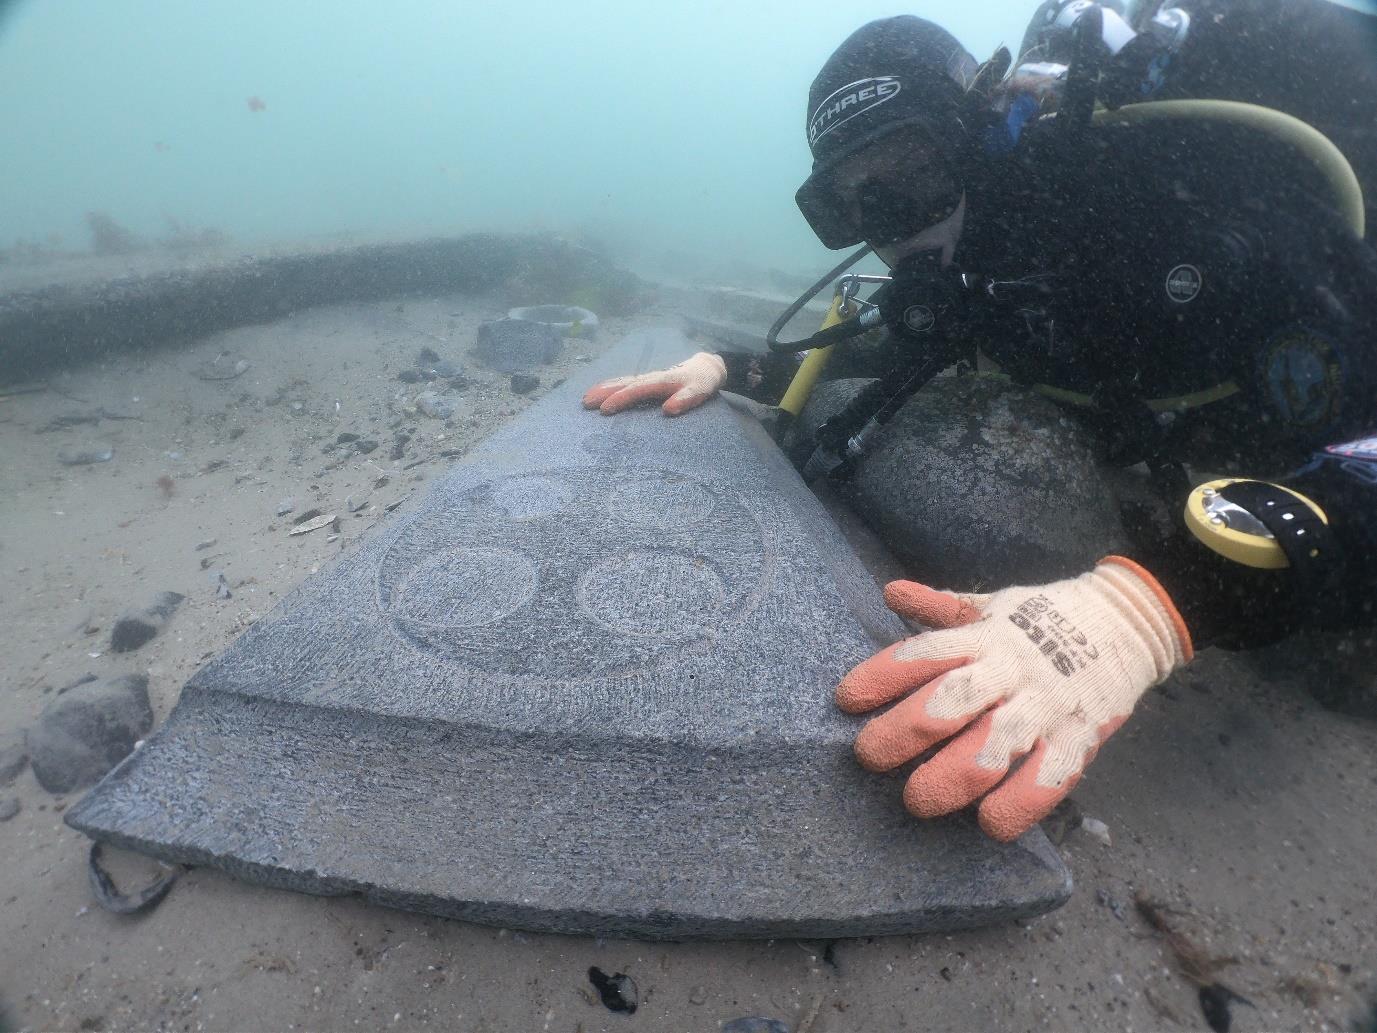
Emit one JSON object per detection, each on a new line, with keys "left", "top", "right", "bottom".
{"left": 581, "top": 4, "right": 1377, "bottom": 842}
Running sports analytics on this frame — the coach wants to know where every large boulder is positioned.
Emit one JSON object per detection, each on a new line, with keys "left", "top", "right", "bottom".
{"left": 26, "top": 674, "right": 154, "bottom": 794}
{"left": 850, "top": 373, "right": 1128, "bottom": 590}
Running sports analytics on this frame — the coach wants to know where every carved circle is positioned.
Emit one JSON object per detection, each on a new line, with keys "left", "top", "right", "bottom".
{"left": 607, "top": 475, "right": 717, "bottom": 529}
{"left": 577, "top": 551, "right": 727, "bottom": 638}
{"left": 388, "top": 547, "right": 538, "bottom": 629}
{"left": 492, "top": 475, "right": 571, "bottom": 520}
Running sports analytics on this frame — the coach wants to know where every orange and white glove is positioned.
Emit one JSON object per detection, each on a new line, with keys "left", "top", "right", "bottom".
{"left": 837, "top": 557, "right": 1193, "bottom": 842}
{"left": 581, "top": 351, "right": 727, "bottom": 416}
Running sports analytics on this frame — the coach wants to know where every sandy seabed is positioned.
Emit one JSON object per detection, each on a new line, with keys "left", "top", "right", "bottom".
{"left": 0, "top": 284, "right": 1375, "bottom": 1033}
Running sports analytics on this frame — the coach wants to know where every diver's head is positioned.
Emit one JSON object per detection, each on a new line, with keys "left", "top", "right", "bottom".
{"left": 795, "top": 16, "right": 978, "bottom": 259}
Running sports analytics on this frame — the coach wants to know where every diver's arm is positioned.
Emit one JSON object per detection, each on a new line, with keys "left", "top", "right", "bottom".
{"left": 718, "top": 348, "right": 804, "bottom": 405}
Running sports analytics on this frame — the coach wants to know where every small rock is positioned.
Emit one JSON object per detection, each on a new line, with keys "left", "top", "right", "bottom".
{"left": 396, "top": 369, "right": 423, "bottom": 384}
{"left": 373, "top": 475, "right": 391, "bottom": 490}
{"left": 475, "top": 318, "right": 564, "bottom": 372}
{"left": 415, "top": 391, "right": 456, "bottom": 420}
{"left": 416, "top": 346, "right": 441, "bottom": 366}
{"left": 353, "top": 439, "right": 379, "bottom": 455}
{"left": 58, "top": 444, "right": 115, "bottom": 466}
{"left": 276, "top": 497, "right": 295, "bottom": 516}
{"left": 228, "top": 427, "right": 245, "bottom": 440}
{"left": 688, "top": 985, "right": 707, "bottom": 1006}
{"left": 587, "top": 967, "right": 637, "bottom": 1014}
{"left": 346, "top": 494, "right": 369, "bottom": 513}
{"left": 195, "top": 538, "right": 217, "bottom": 551}
{"left": 0, "top": 798, "right": 19, "bottom": 822}
{"left": 289, "top": 513, "right": 339, "bottom": 536}
{"left": 110, "top": 591, "right": 185, "bottom": 653}
{"left": 510, "top": 373, "right": 539, "bottom": 395}
{"left": 0, "top": 733, "right": 29, "bottom": 785}
{"left": 1096, "top": 888, "right": 1127, "bottom": 921}
{"left": 26, "top": 674, "right": 154, "bottom": 793}
{"left": 293, "top": 508, "right": 325, "bottom": 524}
{"left": 337, "top": 432, "right": 361, "bottom": 444}
{"left": 1080, "top": 816, "right": 1112, "bottom": 848}
{"left": 209, "top": 570, "right": 232, "bottom": 599}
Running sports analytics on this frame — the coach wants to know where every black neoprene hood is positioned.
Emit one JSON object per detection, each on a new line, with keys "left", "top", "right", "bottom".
{"left": 796, "top": 16, "right": 978, "bottom": 248}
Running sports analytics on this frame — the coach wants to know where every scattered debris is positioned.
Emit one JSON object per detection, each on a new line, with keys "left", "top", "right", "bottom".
{"left": 587, "top": 967, "right": 638, "bottom": 1014}
{"left": 210, "top": 570, "right": 233, "bottom": 599}
{"left": 56, "top": 674, "right": 98, "bottom": 696}
{"left": 1080, "top": 816, "right": 1112, "bottom": 847}
{"left": 0, "top": 797, "right": 19, "bottom": 822}
{"left": 415, "top": 391, "right": 456, "bottom": 420}
{"left": 87, "top": 842, "right": 183, "bottom": 915}
{"left": 193, "top": 355, "right": 252, "bottom": 381}
{"left": 1041, "top": 796, "right": 1083, "bottom": 845}
{"left": 1198, "top": 982, "right": 1253, "bottom": 1033}
{"left": 110, "top": 590, "right": 185, "bottom": 653}
{"left": 58, "top": 443, "right": 114, "bottom": 466}
{"left": 26, "top": 674, "right": 154, "bottom": 793}
{"left": 511, "top": 372, "right": 540, "bottom": 395}
{"left": 289, "top": 513, "right": 339, "bottom": 536}
{"left": 1096, "top": 888, "right": 1128, "bottom": 922}
{"left": 36, "top": 412, "right": 100, "bottom": 433}
{"left": 1135, "top": 891, "right": 1238, "bottom": 987}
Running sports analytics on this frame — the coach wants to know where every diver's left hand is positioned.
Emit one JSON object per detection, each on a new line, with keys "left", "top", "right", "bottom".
{"left": 836, "top": 557, "right": 1193, "bottom": 841}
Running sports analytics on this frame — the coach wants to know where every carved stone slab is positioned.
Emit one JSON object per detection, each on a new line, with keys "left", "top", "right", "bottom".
{"left": 67, "top": 327, "right": 1071, "bottom": 938}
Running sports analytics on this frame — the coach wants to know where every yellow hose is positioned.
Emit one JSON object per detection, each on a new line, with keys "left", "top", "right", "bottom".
{"left": 1094, "top": 99, "right": 1365, "bottom": 238}
{"left": 778, "top": 295, "right": 852, "bottom": 417}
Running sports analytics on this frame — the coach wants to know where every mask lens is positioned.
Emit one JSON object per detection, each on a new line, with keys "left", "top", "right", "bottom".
{"left": 855, "top": 175, "right": 961, "bottom": 247}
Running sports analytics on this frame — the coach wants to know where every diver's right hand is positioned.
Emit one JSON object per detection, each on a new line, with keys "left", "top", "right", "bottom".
{"left": 581, "top": 352, "right": 726, "bottom": 416}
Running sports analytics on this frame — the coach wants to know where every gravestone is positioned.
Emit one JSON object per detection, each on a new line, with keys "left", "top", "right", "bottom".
{"left": 67, "top": 327, "right": 1070, "bottom": 939}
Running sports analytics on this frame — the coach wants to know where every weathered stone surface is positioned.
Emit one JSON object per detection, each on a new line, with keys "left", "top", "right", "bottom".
{"left": 67, "top": 328, "right": 1071, "bottom": 939}
{"left": 0, "top": 798, "right": 18, "bottom": 822}
{"left": 110, "top": 591, "right": 184, "bottom": 653}
{"left": 851, "top": 373, "right": 1128, "bottom": 591}
{"left": 28, "top": 674, "right": 153, "bottom": 794}
{"left": 474, "top": 318, "right": 563, "bottom": 372}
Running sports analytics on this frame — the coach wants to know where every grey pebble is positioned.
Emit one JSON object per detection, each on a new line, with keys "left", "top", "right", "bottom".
{"left": 26, "top": 674, "right": 154, "bottom": 794}
{"left": 276, "top": 497, "right": 295, "bottom": 516}
{"left": 0, "top": 798, "right": 19, "bottom": 822}
{"left": 110, "top": 591, "right": 185, "bottom": 653}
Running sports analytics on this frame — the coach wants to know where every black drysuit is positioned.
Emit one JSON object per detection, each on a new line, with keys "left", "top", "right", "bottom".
{"left": 725, "top": 0, "right": 1377, "bottom": 648}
